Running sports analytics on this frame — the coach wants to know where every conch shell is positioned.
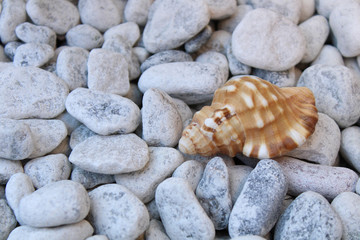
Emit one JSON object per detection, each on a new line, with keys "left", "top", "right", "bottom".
{"left": 179, "top": 76, "right": 318, "bottom": 159}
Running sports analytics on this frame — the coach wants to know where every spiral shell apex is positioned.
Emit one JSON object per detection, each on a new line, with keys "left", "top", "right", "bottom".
{"left": 179, "top": 76, "right": 318, "bottom": 159}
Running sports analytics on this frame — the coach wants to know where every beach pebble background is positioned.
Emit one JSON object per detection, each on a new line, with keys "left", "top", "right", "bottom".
{"left": 0, "top": 0, "right": 359, "bottom": 239}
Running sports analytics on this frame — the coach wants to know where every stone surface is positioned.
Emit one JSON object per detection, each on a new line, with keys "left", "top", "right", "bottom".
{"left": 125, "top": 83, "right": 143, "bottom": 107}
{"left": 252, "top": 67, "right": 297, "bottom": 87}
{"left": 70, "top": 165, "right": 114, "bottom": 190}
{"left": 340, "top": 126, "right": 360, "bottom": 173}
{"left": 357, "top": 178, "right": 360, "bottom": 195}
{"left": 124, "top": 0, "right": 154, "bottom": 26}
{"left": 0, "top": 159, "right": 23, "bottom": 184}
{"left": 4, "top": 42, "right": 21, "bottom": 61}
{"left": 85, "top": 236, "right": 109, "bottom": 240}
{"left": 218, "top": 4, "right": 254, "bottom": 33}
{"left": 200, "top": 30, "right": 231, "bottom": 55}
{"left": 275, "top": 191, "right": 343, "bottom": 240}
{"left": 104, "top": 22, "right": 140, "bottom": 47}
{"left": 232, "top": 8, "right": 305, "bottom": 71}
{"left": 184, "top": 25, "right": 212, "bottom": 53}
{"left": 172, "top": 160, "right": 204, "bottom": 191}
{"left": 228, "top": 165, "right": 253, "bottom": 204}
{"left": 69, "top": 134, "right": 149, "bottom": 174}
{"left": 311, "top": 44, "right": 344, "bottom": 66}
{"left": 0, "top": 199, "right": 17, "bottom": 240}
{"left": 56, "top": 111, "right": 81, "bottom": 135}
{"left": 205, "top": 0, "right": 236, "bottom": 20}
{"left": 69, "top": 125, "right": 97, "bottom": 149}
{"left": 299, "top": 0, "right": 315, "bottom": 22}
{"left": 196, "top": 50, "right": 229, "bottom": 81}
{"left": 13, "top": 43, "right": 54, "bottom": 67}
{"left": 88, "top": 184, "right": 149, "bottom": 240}
{"left": 0, "top": 0, "right": 26, "bottom": 44}
{"left": 66, "top": 24, "right": 103, "bottom": 50}
{"left": 226, "top": 42, "right": 252, "bottom": 76}
{"left": 145, "top": 219, "right": 170, "bottom": 240}
{"left": 171, "top": 98, "right": 193, "bottom": 125}
{"left": 15, "top": 22, "right": 56, "bottom": 48}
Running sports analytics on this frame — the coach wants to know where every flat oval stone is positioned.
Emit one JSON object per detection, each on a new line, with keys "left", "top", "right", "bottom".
{"left": 13, "top": 42, "right": 54, "bottom": 67}
{"left": 65, "top": 88, "right": 140, "bottom": 135}
{"left": 0, "top": 0, "right": 26, "bottom": 44}
{"left": 0, "top": 66, "right": 68, "bottom": 119}
{"left": 104, "top": 22, "right": 140, "bottom": 47}
{"left": 252, "top": 67, "right": 297, "bottom": 87}
{"left": 0, "top": 159, "right": 23, "bottom": 184}
{"left": 69, "top": 134, "right": 149, "bottom": 174}
{"left": 66, "top": 24, "right": 103, "bottom": 50}
{"left": 340, "top": 126, "right": 360, "bottom": 172}
{"left": 172, "top": 160, "right": 205, "bottom": 191}
{"left": 124, "top": 0, "right": 153, "bottom": 26}
{"left": 15, "top": 22, "right": 56, "bottom": 48}
{"left": 311, "top": 44, "right": 344, "bottom": 66}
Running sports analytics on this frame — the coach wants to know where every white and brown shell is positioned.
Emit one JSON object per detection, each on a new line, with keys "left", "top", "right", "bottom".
{"left": 178, "top": 76, "right": 318, "bottom": 159}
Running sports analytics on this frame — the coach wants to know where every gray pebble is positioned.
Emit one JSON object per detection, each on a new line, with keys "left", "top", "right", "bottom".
{"left": 0, "top": 45, "right": 10, "bottom": 62}
{"left": 4, "top": 41, "right": 22, "bottom": 61}
{"left": 196, "top": 157, "right": 232, "bottom": 230}
{"left": 0, "top": 185, "right": 4, "bottom": 199}
{"left": 70, "top": 165, "right": 114, "bottom": 190}
{"left": 13, "top": 43, "right": 54, "bottom": 67}
{"left": 124, "top": 0, "right": 154, "bottom": 26}
{"left": 345, "top": 57, "right": 360, "bottom": 80}
{"left": 172, "top": 98, "right": 193, "bottom": 126}
{"left": 50, "top": 136, "right": 71, "bottom": 156}
{"left": 155, "top": 177, "right": 215, "bottom": 240}
{"left": 125, "top": 83, "right": 143, "bottom": 107}
{"left": 132, "top": 47, "right": 150, "bottom": 64}
{"left": 218, "top": 5, "right": 254, "bottom": 33}
{"left": 65, "top": 88, "right": 140, "bottom": 135}
{"left": 69, "top": 134, "right": 149, "bottom": 174}
{"left": 141, "top": 88, "right": 183, "bottom": 147}
{"left": 115, "top": 147, "right": 184, "bottom": 203}
{"left": 297, "top": 64, "right": 360, "bottom": 128}
{"left": 69, "top": 124, "right": 96, "bottom": 149}
{"left": 85, "top": 235, "right": 109, "bottom": 240}
{"left": 0, "top": 158, "right": 23, "bottom": 184}
{"left": 0, "top": 66, "right": 69, "bottom": 119}
{"left": 228, "top": 159, "right": 287, "bottom": 238}
{"left": 172, "top": 160, "right": 205, "bottom": 191}
{"left": 311, "top": 44, "right": 345, "bottom": 66}
{"left": 252, "top": 67, "right": 297, "bottom": 87}
{"left": 184, "top": 25, "right": 212, "bottom": 53}
{"left": 200, "top": 30, "right": 231, "bottom": 55}
{"left": 15, "top": 22, "right": 56, "bottom": 48}
{"left": 340, "top": 126, "right": 360, "bottom": 172}
{"left": 26, "top": 0, "right": 80, "bottom": 35}
{"left": 228, "top": 165, "right": 253, "bottom": 204}
{"left": 143, "top": 0, "right": 210, "bottom": 53}
{"left": 88, "top": 184, "right": 149, "bottom": 239}
{"left": 55, "top": 111, "right": 81, "bottom": 135}
{"left": 206, "top": 0, "right": 236, "bottom": 20}
{"left": 0, "top": 0, "right": 26, "bottom": 44}
{"left": 196, "top": 51, "right": 229, "bottom": 81}
{"left": 104, "top": 22, "right": 140, "bottom": 47}
{"left": 277, "top": 157, "right": 359, "bottom": 200}
{"left": 315, "top": 0, "right": 342, "bottom": 18}
{"left": 226, "top": 42, "right": 252, "bottom": 75}
{"left": 231, "top": 236, "right": 266, "bottom": 240}
{"left": 145, "top": 219, "right": 170, "bottom": 240}
{"left": 356, "top": 178, "right": 360, "bottom": 195}
{"left": 147, "top": 199, "right": 160, "bottom": 220}
{"left": 275, "top": 191, "right": 343, "bottom": 240}
{"left": 66, "top": 24, "right": 104, "bottom": 50}
{"left": 0, "top": 199, "right": 16, "bottom": 240}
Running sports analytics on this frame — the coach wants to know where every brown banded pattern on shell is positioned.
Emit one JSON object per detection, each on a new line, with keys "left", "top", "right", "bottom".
{"left": 178, "top": 75, "right": 318, "bottom": 159}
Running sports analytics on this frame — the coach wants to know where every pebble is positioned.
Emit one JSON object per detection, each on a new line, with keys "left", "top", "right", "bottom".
{"left": 285, "top": 113, "right": 341, "bottom": 166}
{"left": 0, "top": 185, "right": 4, "bottom": 199}
{"left": 226, "top": 43, "right": 251, "bottom": 76}
{"left": 143, "top": 0, "right": 210, "bottom": 53}
{"left": 331, "top": 192, "right": 360, "bottom": 240}
{"left": 0, "top": 66, "right": 69, "bottom": 119}
{"left": 115, "top": 147, "right": 183, "bottom": 203}
{"left": 7, "top": 220, "right": 94, "bottom": 240}
{"left": 155, "top": 177, "right": 215, "bottom": 240}
{"left": 15, "top": 22, "right": 56, "bottom": 48}
{"left": 139, "top": 61, "right": 226, "bottom": 104}
{"left": 276, "top": 157, "right": 359, "bottom": 200}
{"left": 205, "top": 0, "right": 236, "bottom": 20}
{"left": 69, "top": 134, "right": 149, "bottom": 174}
{"left": 4, "top": 42, "right": 22, "bottom": 61}
{"left": 184, "top": 25, "right": 212, "bottom": 53}
{"left": 311, "top": 44, "right": 345, "bottom": 66}
{"left": 231, "top": 236, "right": 266, "bottom": 240}
{"left": 228, "top": 159, "right": 288, "bottom": 238}
{"left": 145, "top": 219, "right": 170, "bottom": 240}
{"left": 297, "top": 64, "right": 360, "bottom": 128}
{"left": 65, "top": 88, "right": 140, "bottom": 135}
{"left": 13, "top": 43, "right": 54, "bottom": 67}
{"left": 196, "top": 157, "right": 232, "bottom": 230}
{"left": 345, "top": 57, "right": 360, "bottom": 80}
{"left": 357, "top": 179, "right": 360, "bottom": 195}
{"left": 0, "top": 159, "right": 23, "bottom": 184}
{"left": 0, "top": 199, "right": 17, "bottom": 240}
{"left": 172, "top": 160, "right": 205, "bottom": 191}
{"left": 88, "top": 184, "right": 149, "bottom": 240}
{"left": 87, "top": 48, "right": 129, "bottom": 96}
{"left": 200, "top": 30, "right": 231, "bottom": 55}
{"left": 140, "top": 50, "right": 193, "bottom": 73}
{"left": 132, "top": 47, "right": 150, "bottom": 64}
{"left": 26, "top": 0, "right": 80, "bottom": 35}
{"left": 104, "top": 22, "right": 140, "bottom": 47}
{"left": 218, "top": 4, "right": 254, "bottom": 33}
{"left": 196, "top": 50, "right": 229, "bottom": 81}
{"left": 274, "top": 191, "right": 343, "bottom": 240}
{"left": 66, "top": 24, "right": 104, "bottom": 50}
{"left": 69, "top": 125, "right": 97, "bottom": 149}
{"left": 315, "top": 0, "right": 341, "bottom": 18}
{"left": 147, "top": 199, "right": 160, "bottom": 220}
{"left": 0, "top": 46, "right": 9, "bottom": 62}
{"left": 141, "top": 88, "right": 183, "bottom": 147}
{"left": 0, "top": 118, "right": 34, "bottom": 160}
{"left": 85, "top": 235, "right": 109, "bottom": 240}
{"left": 299, "top": 0, "right": 315, "bottom": 23}
{"left": 340, "top": 126, "right": 360, "bottom": 172}
{"left": 252, "top": 67, "right": 297, "bottom": 87}
{"left": 0, "top": 0, "right": 26, "bottom": 44}
{"left": 24, "top": 154, "right": 71, "bottom": 189}
{"left": 124, "top": 0, "right": 154, "bottom": 26}
{"left": 228, "top": 165, "right": 253, "bottom": 204}
{"left": 56, "top": 47, "right": 89, "bottom": 91}
{"left": 70, "top": 165, "right": 115, "bottom": 190}
{"left": 299, "top": 15, "right": 329, "bottom": 63}
{"left": 171, "top": 98, "right": 193, "bottom": 125}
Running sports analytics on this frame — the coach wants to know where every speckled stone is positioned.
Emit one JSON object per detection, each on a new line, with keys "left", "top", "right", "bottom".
{"left": 70, "top": 165, "right": 114, "bottom": 190}
{"left": 15, "top": 22, "right": 56, "bottom": 48}
{"left": 228, "top": 165, "right": 253, "bottom": 204}
{"left": 0, "top": 159, "right": 23, "bottom": 184}
{"left": 200, "top": 30, "right": 231, "bottom": 55}
{"left": 66, "top": 24, "right": 103, "bottom": 50}
{"left": 172, "top": 160, "right": 205, "bottom": 191}
{"left": 218, "top": 5, "right": 254, "bottom": 33}
{"left": 196, "top": 50, "right": 229, "bottom": 81}
{"left": 311, "top": 44, "right": 344, "bottom": 66}
{"left": 0, "top": 199, "right": 17, "bottom": 240}
{"left": 184, "top": 25, "right": 212, "bottom": 53}
{"left": 85, "top": 235, "right": 109, "bottom": 240}
{"left": 69, "top": 125, "right": 97, "bottom": 149}
{"left": 252, "top": 67, "right": 297, "bottom": 87}
{"left": 4, "top": 42, "right": 21, "bottom": 61}
{"left": 145, "top": 219, "right": 170, "bottom": 240}
{"left": 13, "top": 42, "right": 54, "bottom": 67}
{"left": 104, "top": 22, "right": 140, "bottom": 47}
{"left": 124, "top": 0, "right": 154, "bottom": 26}
{"left": 226, "top": 42, "right": 251, "bottom": 76}
{"left": 340, "top": 126, "right": 360, "bottom": 172}
{"left": 205, "top": 0, "right": 236, "bottom": 20}
{"left": 0, "top": 0, "right": 26, "bottom": 44}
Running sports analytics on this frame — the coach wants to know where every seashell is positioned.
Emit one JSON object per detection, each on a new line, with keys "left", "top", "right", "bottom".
{"left": 178, "top": 75, "right": 318, "bottom": 159}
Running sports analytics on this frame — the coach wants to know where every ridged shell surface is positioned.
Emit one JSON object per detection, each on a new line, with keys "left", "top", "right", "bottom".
{"left": 179, "top": 76, "right": 318, "bottom": 159}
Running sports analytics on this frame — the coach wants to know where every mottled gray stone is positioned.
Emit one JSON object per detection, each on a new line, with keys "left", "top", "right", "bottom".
{"left": 50, "top": 136, "right": 71, "bottom": 156}
{"left": 143, "top": 0, "right": 210, "bottom": 53}
{"left": 277, "top": 157, "right": 359, "bottom": 200}
{"left": 184, "top": 25, "right": 212, "bottom": 53}
{"left": 15, "top": 22, "right": 56, "bottom": 48}
{"left": 124, "top": 0, "right": 154, "bottom": 26}
{"left": 0, "top": 199, "right": 17, "bottom": 240}
{"left": 228, "top": 165, "right": 253, "bottom": 204}
{"left": 133, "top": 47, "right": 149, "bottom": 64}
{"left": 196, "top": 157, "right": 232, "bottom": 230}
{"left": 65, "top": 88, "right": 140, "bottom": 135}
{"left": 124, "top": 83, "right": 143, "bottom": 107}
{"left": 88, "top": 184, "right": 149, "bottom": 240}
{"left": 0, "top": 159, "right": 23, "bottom": 184}
{"left": 196, "top": 50, "right": 229, "bottom": 81}
{"left": 66, "top": 24, "right": 103, "bottom": 50}
{"left": 340, "top": 126, "right": 360, "bottom": 173}
{"left": 155, "top": 177, "right": 215, "bottom": 240}
{"left": 218, "top": 5, "right": 254, "bottom": 33}
{"left": 200, "top": 30, "right": 231, "bottom": 55}
{"left": 145, "top": 219, "right": 170, "bottom": 240}
{"left": 70, "top": 165, "right": 114, "bottom": 190}
{"left": 226, "top": 42, "right": 252, "bottom": 75}
{"left": 4, "top": 42, "right": 21, "bottom": 61}
{"left": 252, "top": 67, "right": 297, "bottom": 87}
{"left": 26, "top": 0, "right": 80, "bottom": 35}
{"left": 147, "top": 199, "right": 160, "bottom": 220}
{"left": 297, "top": 64, "right": 360, "bottom": 127}
{"left": 0, "top": 0, "right": 26, "bottom": 44}
{"left": 55, "top": 111, "right": 81, "bottom": 135}
{"left": 85, "top": 235, "right": 109, "bottom": 240}
{"left": 206, "top": 0, "right": 236, "bottom": 20}
{"left": 228, "top": 159, "right": 288, "bottom": 238}
{"left": 13, "top": 43, "right": 54, "bottom": 67}
{"left": 275, "top": 191, "right": 343, "bottom": 240}
{"left": 69, "top": 125, "right": 97, "bottom": 149}
{"left": 231, "top": 236, "right": 266, "bottom": 240}
{"left": 172, "top": 160, "right": 204, "bottom": 191}
{"left": 311, "top": 44, "right": 344, "bottom": 66}
{"left": 69, "top": 134, "right": 149, "bottom": 174}
{"left": 104, "top": 22, "right": 140, "bottom": 46}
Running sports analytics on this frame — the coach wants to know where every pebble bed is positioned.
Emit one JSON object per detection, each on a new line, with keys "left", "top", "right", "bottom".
{"left": 0, "top": 0, "right": 360, "bottom": 240}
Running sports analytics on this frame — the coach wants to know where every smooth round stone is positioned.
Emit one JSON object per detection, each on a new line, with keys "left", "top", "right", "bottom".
{"left": 275, "top": 191, "right": 343, "bottom": 240}
{"left": 340, "top": 126, "right": 360, "bottom": 172}
{"left": 297, "top": 64, "right": 360, "bottom": 128}
{"left": 133, "top": 47, "right": 150, "bottom": 64}
{"left": 124, "top": 0, "right": 154, "bottom": 26}
{"left": 226, "top": 42, "right": 252, "bottom": 76}
{"left": 145, "top": 219, "right": 170, "bottom": 240}
{"left": 205, "top": 0, "right": 236, "bottom": 20}
{"left": 70, "top": 165, "right": 114, "bottom": 190}
{"left": 311, "top": 44, "right": 345, "bottom": 66}
{"left": 69, "top": 125, "right": 97, "bottom": 149}
{"left": 138, "top": 62, "right": 225, "bottom": 104}
{"left": 315, "top": 0, "right": 340, "bottom": 18}
{"left": 0, "top": 199, "right": 16, "bottom": 240}
{"left": 184, "top": 25, "right": 212, "bottom": 53}
{"left": 104, "top": 22, "right": 140, "bottom": 47}
{"left": 232, "top": 8, "right": 305, "bottom": 71}
{"left": 0, "top": 118, "right": 34, "bottom": 160}
{"left": 0, "top": 0, "right": 26, "bottom": 44}
{"left": 18, "top": 180, "right": 90, "bottom": 227}
{"left": 285, "top": 113, "right": 340, "bottom": 166}
{"left": 140, "top": 50, "right": 193, "bottom": 73}
{"left": 66, "top": 24, "right": 104, "bottom": 50}
{"left": 196, "top": 157, "right": 232, "bottom": 230}
{"left": 155, "top": 177, "right": 215, "bottom": 240}
{"left": 143, "top": 0, "right": 210, "bottom": 53}
{"left": 7, "top": 220, "right": 93, "bottom": 240}
{"left": 252, "top": 67, "right": 297, "bottom": 87}
{"left": 65, "top": 88, "right": 140, "bottom": 135}
{"left": 172, "top": 160, "right": 205, "bottom": 191}
{"left": 228, "top": 159, "right": 287, "bottom": 238}
{"left": 276, "top": 157, "right": 359, "bottom": 200}
{"left": 13, "top": 43, "right": 54, "bottom": 67}
{"left": 88, "top": 184, "right": 149, "bottom": 240}
{"left": 299, "top": 0, "right": 315, "bottom": 23}
{"left": 85, "top": 235, "right": 109, "bottom": 240}
{"left": 0, "top": 66, "right": 69, "bottom": 119}
{"left": 69, "top": 134, "right": 149, "bottom": 174}
{"left": 0, "top": 159, "right": 23, "bottom": 184}
{"left": 26, "top": 0, "right": 80, "bottom": 35}
{"left": 332, "top": 192, "right": 360, "bottom": 240}
{"left": 228, "top": 165, "right": 253, "bottom": 204}
{"left": 196, "top": 50, "right": 229, "bottom": 81}
{"left": 78, "top": 0, "right": 122, "bottom": 32}
{"left": 15, "top": 22, "right": 56, "bottom": 48}
{"left": 141, "top": 88, "right": 183, "bottom": 147}
{"left": 56, "top": 47, "right": 89, "bottom": 91}
{"left": 115, "top": 147, "right": 184, "bottom": 203}
{"left": 218, "top": 5, "right": 254, "bottom": 33}
{"left": 200, "top": 30, "right": 231, "bottom": 55}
